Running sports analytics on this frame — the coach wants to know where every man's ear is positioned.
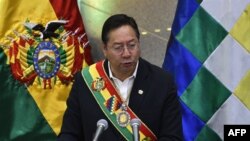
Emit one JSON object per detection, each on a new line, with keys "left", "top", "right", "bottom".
{"left": 102, "top": 44, "right": 107, "bottom": 50}
{"left": 102, "top": 44, "right": 107, "bottom": 57}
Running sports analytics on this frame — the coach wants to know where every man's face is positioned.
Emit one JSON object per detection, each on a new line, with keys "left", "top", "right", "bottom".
{"left": 103, "top": 25, "right": 140, "bottom": 78}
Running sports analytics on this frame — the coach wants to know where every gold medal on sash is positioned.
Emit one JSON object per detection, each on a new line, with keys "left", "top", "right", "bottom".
{"left": 117, "top": 103, "right": 131, "bottom": 127}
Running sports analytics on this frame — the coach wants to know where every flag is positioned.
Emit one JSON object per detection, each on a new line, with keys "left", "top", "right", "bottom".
{"left": 0, "top": 0, "right": 92, "bottom": 140}
{"left": 163, "top": 0, "right": 250, "bottom": 140}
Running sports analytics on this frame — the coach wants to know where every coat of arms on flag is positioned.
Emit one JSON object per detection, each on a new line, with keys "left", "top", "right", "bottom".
{"left": 5, "top": 20, "right": 88, "bottom": 89}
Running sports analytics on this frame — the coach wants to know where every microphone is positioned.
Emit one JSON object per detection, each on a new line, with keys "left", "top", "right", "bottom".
{"left": 130, "top": 118, "right": 141, "bottom": 141}
{"left": 92, "top": 119, "right": 108, "bottom": 141}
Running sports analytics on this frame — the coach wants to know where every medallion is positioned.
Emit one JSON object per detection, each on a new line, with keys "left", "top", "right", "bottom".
{"left": 117, "top": 110, "right": 131, "bottom": 127}
{"left": 116, "top": 104, "right": 131, "bottom": 127}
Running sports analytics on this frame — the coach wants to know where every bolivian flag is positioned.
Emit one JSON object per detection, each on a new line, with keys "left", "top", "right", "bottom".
{"left": 0, "top": 0, "right": 92, "bottom": 140}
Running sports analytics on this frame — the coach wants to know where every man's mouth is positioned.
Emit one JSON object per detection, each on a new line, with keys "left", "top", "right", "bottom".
{"left": 122, "top": 62, "right": 133, "bottom": 67}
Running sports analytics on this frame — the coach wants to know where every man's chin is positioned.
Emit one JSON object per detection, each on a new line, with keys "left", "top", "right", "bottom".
{"left": 121, "top": 66, "right": 135, "bottom": 74}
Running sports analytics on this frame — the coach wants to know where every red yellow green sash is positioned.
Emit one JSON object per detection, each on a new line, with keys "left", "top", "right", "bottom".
{"left": 81, "top": 60, "right": 157, "bottom": 141}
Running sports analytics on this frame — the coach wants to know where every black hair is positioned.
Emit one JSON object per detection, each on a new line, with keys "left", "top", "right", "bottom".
{"left": 101, "top": 14, "right": 140, "bottom": 45}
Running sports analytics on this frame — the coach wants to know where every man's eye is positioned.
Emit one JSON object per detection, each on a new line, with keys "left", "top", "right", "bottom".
{"left": 128, "top": 44, "right": 136, "bottom": 49}
{"left": 113, "top": 46, "right": 122, "bottom": 50}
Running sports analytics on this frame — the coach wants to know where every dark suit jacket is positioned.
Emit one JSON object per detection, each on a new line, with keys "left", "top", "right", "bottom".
{"left": 57, "top": 58, "right": 183, "bottom": 141}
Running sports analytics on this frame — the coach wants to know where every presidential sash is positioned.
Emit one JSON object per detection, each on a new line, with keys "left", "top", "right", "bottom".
{"left": 82, "top": 60, "right": 157, "bottom": 141}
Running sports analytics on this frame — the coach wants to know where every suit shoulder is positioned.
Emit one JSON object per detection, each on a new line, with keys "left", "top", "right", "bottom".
{"left": 141, "top": 58, "right": 173, "bottom": 78}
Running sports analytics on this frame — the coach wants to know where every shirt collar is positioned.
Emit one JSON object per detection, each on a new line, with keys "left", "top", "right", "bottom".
{"left": 108, "top": 61, "right": 139, "bottom": 80}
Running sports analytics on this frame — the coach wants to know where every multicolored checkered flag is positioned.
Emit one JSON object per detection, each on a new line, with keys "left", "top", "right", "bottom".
{"left": 163, "top": 0, "right": 250, "bottom": 140}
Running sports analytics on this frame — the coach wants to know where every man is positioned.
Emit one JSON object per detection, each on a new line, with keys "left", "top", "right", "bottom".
{"left": 58, "top": 14, "right": 183, "bottom": 141}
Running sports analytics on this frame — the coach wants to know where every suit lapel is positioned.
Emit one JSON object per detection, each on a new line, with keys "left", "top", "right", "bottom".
{"left": 103, "top": 59, "right": 150, "bottom": 114}
{"left": 129, "top": 58, "right": 150, "bottom": 113}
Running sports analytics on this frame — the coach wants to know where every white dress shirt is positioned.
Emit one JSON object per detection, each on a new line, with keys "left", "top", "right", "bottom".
{"left": 108, "top": 61, "right": 139, "bottom": 104}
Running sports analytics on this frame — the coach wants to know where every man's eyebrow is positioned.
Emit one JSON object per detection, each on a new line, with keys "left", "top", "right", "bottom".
{"left": 112, "top": 39, "right": 137, "bottom": 45}
{"left": 112, "top": 42, "right": 123, "bottom": 45}
{"left": 128, "top": 39, "right": 137, "bottom": 42}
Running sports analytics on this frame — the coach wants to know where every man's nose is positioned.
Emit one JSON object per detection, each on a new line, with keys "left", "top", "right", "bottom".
{"left": 121, "top": 46, "right": 131, "bottom": 57}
